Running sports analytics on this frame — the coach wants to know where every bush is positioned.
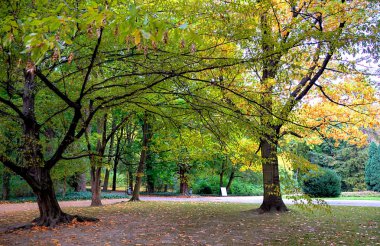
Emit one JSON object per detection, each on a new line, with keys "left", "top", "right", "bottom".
{"left": 229, "top": 182, "right": 263, "bottom": 196}
{"left": 192, "top": 176, "right": 263, "bottom": 196}
{"left": 302, "top": 168, "right": 341, "bottom": 197}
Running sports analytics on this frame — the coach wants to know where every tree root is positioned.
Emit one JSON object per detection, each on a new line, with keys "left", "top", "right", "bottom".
{"left": 128, "top": 196, "right": 141, "bottom": 202}
{"left": 5, "top": 213, "right": 99, "bottom": 232}
{"left": 256, "top": 204, "right": 289, "bottom": 214}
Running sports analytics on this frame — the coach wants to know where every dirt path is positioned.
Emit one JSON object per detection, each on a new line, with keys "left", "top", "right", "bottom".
{"left": 1, "top": 196, "right": 379, "bottom": 215}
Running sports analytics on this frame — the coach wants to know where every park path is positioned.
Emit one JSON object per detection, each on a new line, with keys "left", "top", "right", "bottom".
{"left": 1, "top": 196, "right": 379, "bottom": 215}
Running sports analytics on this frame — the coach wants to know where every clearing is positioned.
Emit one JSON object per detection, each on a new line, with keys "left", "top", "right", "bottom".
{"left": 0, "top": 202, "right": 379, "bottom": 245}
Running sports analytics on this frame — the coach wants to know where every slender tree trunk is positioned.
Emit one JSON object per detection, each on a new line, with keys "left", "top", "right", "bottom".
{"left": 130, "top": 113, "right": 151, "bottom": 201}
{"left": 103, "top": 118, "right": 116, "bottom": 192}
{"left": 103, "top": 169, "right": 110, "bottom": 192}
{"left": 259, "top": 138, "right": 288, "bottom": 212}
{"left": 219, "top": 158, "right": 225, "bottom": 189}
{"left": 2, "top": 169, "right": 11, "bottom": 200}
{"left": 89, "top": 114, "right": 107, "bottom": 206}
{"left": 112, "top": 128, "right": 122, "bottom": 191}
{"left": 128, "top": 170, "right": 134, "bottom": 192}
{"left": 226, "top": 170, "right": 235, "bottom": 193}
{"left": 146, "top": 152, "right": 154, "bottom": 193}
{"left": 112, "top": 158, "right": 119, "bottom": 191}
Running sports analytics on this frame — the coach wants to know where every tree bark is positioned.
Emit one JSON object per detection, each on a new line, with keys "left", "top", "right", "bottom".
{"left": 112, "top": 128, "right": 123, "bottom": 191}
{"left": 219, "top": 158, "right": 225, "bottom": 190}
{"left": 179, "top": 163, "right": 189, "bottom": 195}
{"left": 130, "top": 113, "right": 150, "bottom": 201}
{"left": 90, "top": 166, "right": 102, "bottom": 206}
{"left": 259, "top": 138, "right": 288, "bottom": 212}
{"left": 128, "top": 170, "right": 134, "bottom": 192}
{"left": 2, "top": 169, "right": 11, "bottom": 200}
{"left": 146, "top": 151, "right": 154, "bottom": 193}
{"left": 103, "top": 169, "right": 110, "bottom": 192}
{"left": 112, "top": 158, "right": 119, "bottom": 191}
{"left": 76, "top": 173, "right": 87, "bottom": 192}
{"left": 23, "top": 167, "right": 98, "bottom": 227}
{"left": 103, "top": 118, "right": 116, "bottom": 192}
{"left": 89, "top": 114, "right": 108, "bottom": 206}
{"left": 226, "top": 170, "right": 235, "bottom": 194}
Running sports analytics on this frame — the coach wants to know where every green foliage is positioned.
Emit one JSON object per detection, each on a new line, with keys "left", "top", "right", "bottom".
{"left": 302, "top": 168, "right": 342, "bottom": 198}
{"left": 307, "top": 139, "right": 368, "bottom": 191}
{"left": 365, "top": 142, "right": 380, "bottom": 192}
{"left": 192, "top": 176, "right": 263, "bottom": 196}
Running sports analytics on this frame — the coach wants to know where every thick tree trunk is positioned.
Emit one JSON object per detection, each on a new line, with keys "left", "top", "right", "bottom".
{"left": 2, "top": 169, "right": 11, "bottom": 200}
{"left": 90, "top": 166, "right": 102, "bottom": 206}
{"left": 179, "top": 164, "right": 189, "bottom": 195}
{"left": 259, "top": 138, "right": 288, "bottom": 213}
{"left": 76, "top": 173, "right": 87, "bottom": 192}
{"left": 23, "top": 167, "right": 98, "bottom": 227}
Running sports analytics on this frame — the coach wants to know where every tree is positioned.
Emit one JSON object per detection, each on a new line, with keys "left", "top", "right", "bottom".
{"left": 0, "top": 0, "right": 188, "bottom": 226}
{"left": 196, "top": 0, "right": 380, "bottom": 212}
{"left": 365, "top": 142, "right": 380, "bottom": 191}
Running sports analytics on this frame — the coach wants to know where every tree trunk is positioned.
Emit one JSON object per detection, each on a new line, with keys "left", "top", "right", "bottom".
{"left": 179, "top": 164, "right": 189, "bottom": 195}
{"left": 103, "top": 118, "right": 116, "bottom": 192}
{"left": 130, "top": 113, "right": 150, "bottom": 201}
{"left": 76, "top": 173, "right": 87, "bottom": 192}
{"left": 90, "top": 166, "right": 102, "bottom": 206}
{"left": 2, "top": 169, "right": 11, "bottom": 200}
{"left": 226, "top": 170, "right": 235, "bottom": 194}
{"left": 219, "top": 158, "right": 225, "bottom": 190}
{"left": 128, "top": 170, "right": 134, "bottom": 192}
{"left": 103, "top": 169, "right": 110, "bottom": 192}
{"left": 112, "top": 159, "right": 118, "bottom": 191}
{"left": 259, "top": 138, "right": 288, "bottom": 212}
{"left": 24, "top": 167, "right": 98, "bottom": 227}
{"left": 146, "top": 152, "right": 154, "bottom": 193}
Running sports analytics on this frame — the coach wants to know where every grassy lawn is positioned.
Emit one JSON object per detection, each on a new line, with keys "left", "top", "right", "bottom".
{"left": 0, "top": 202, "right": 379, "bottom": 245}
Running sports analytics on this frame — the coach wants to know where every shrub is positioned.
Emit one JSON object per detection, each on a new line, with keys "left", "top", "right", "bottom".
{"left": 302, "top": 168, "right": 341, "bottom": 197}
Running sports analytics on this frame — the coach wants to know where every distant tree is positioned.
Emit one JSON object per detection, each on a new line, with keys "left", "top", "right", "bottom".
{"left": 365, "top": 142, "right": 380, "bottom": 191}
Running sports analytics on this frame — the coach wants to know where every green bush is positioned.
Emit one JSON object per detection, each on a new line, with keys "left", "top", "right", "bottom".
{"left": 302, "top": 168, "right": 341, "bottom": 197}
{"left": 229, "top": 182, "right": 263, "bottom": 196}
{"left": 192, "top": 176, "right": 263, "bottom": 196}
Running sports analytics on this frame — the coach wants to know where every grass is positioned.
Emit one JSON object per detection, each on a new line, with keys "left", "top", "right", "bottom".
{"left": 0, "top": 202, "right": 379, "bottom": 245}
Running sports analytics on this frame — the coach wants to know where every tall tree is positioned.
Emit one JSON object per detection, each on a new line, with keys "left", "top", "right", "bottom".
{"left": 365, "top": 142, "right": 380, "bottom": 192}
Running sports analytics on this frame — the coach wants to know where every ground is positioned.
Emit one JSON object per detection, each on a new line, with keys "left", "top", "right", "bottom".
{"left": 0, "top": 201, "right": 379, "bottom": 245}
